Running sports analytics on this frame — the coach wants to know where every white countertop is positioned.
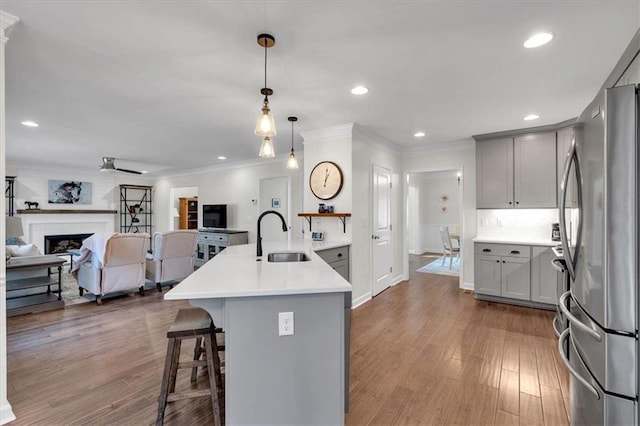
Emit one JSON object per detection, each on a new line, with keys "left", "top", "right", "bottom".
{"left": 473, "top": 236, "right": 560, "bottom": 246}
{"left": 164, "top": 239, "right": 352, "bottom": 300}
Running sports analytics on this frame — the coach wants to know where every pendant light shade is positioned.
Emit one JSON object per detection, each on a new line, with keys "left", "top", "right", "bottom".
{"left": 255, "top": 34, "right": 277, "bottom": 139}
{"left": 259, "top": 136, "right": 275, "bottom": 158}
{"left": 286, "top": 116, "right": 299, "bottom": 169}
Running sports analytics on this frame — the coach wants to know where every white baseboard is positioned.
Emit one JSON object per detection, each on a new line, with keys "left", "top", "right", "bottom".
{"left": 351, "top": 292, "right": 371, "bottom": 309}
{"left": 0, "top": 400, "right": 16, "bottom": 425}
{"left": 461, "top": 281, "right": 474, "bottom": 291}
{"left": 408, "top": 249, "right": 418, "bottom": 255}
{"left": 391, "top": 274, "right": 405, "bottom": 286}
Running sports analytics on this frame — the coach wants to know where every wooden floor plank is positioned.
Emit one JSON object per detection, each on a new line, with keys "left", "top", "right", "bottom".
{"left": 6, "top": 254, "right": 566, "bottom": 425}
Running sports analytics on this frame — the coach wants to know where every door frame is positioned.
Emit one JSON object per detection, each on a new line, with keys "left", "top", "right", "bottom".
{"left": 403, "top": 167, "right": 465, "bottom": 289}
{"left": 370, "top": 163, "right": 393, "bottom": 297}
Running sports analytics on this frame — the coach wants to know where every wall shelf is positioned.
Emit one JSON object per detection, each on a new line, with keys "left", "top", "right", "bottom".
{"left": 17, "top": 209, "right": 117, "bottom": 214}
{"left": 297, "top": 213, "right": 351, "bottom": 233}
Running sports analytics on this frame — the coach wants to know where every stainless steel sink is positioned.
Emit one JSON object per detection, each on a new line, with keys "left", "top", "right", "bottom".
{"left": 267, "top": 252, "right": 310, "bottom": 262}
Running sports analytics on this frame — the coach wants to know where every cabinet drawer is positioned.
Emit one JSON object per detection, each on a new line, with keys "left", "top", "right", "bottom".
{"left": 198, "top": 233, "right": 214, "bottom": 243}
{"left": 213, "top": 234, "right": 228, "bottom": 244}
{"left": 316, "top": 246, "right": 349, "bottom": 263}
{"left": 474, "top": 243, "right": 530, "bottom": 258}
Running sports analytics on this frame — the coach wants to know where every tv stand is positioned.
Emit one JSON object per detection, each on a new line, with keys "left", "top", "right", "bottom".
{"left": 195, "top": 229, "right": 248, "bottom": 267}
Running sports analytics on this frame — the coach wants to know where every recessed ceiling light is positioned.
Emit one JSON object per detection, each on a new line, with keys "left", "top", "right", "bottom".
{"left": 414, "top": 131, "right": 426, "bottom": 138}
{"left": 524, "top": 32, "right": 553, "bottom": 48}
{"left": 21, "top": 120, "right": 39, "bottom": 127}
{"left": 524, "top": 114, "right": 540, "bottom": 121}
{"left": 217, "top": 156, "right": 227, "bottom": 160}
{"left": 351, "top": 86, "right": 368, "bottom": 95}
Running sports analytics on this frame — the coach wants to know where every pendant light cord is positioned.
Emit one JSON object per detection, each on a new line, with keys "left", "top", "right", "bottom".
{"left": 264, "top": 37, "right": 268, "bottom": 101}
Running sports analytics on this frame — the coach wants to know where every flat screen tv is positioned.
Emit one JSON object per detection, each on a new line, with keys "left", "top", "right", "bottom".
{"left": 202, "top": 204, "right": 227, "bottom": 229}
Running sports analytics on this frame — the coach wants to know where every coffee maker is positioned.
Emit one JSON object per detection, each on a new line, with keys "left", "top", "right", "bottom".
{"left": 551, "top": 223, "right": 561, "bottom": 241}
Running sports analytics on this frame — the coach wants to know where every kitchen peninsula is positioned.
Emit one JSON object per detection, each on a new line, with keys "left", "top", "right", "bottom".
{"left": 164, "top": 240, "right": 352, "bottom": 425}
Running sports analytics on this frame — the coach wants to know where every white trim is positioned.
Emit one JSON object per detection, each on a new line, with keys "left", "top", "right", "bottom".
{"left": 0, "top": 402, "right": 16, "bottom": 425}
{"left": 461, "top": 282, "right": 474, "bottom": 291}
{"left": 300, "top": 123, "right": 354, "bottom": 143}
{"left": 0, "top": 11, "right": 19, "bottom": 34}
{"left": 351, "top": 292, "right": 371, "bottom": 309}
{"left": 391, "top": 275, "right": 404, "bottom": 286}
{"left": 402, "top": 138, "right": 474, "bottom": 157}
{"left": 352, "top": 124, "right": 402, "bottom": 153}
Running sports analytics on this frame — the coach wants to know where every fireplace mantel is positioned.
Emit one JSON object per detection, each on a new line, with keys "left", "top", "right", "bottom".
{"left": 17, "top": 209, "right": 117, "bottom": 214}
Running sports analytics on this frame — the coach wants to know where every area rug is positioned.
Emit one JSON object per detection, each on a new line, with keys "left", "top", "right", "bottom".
{"left": 416, "top": 256, "right": 460, "bottom": 277}
{"left": 60, "top": 269, "right": 173, "bottom": 306}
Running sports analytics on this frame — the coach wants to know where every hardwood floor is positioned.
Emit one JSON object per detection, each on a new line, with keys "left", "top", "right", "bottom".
{"left": 6, "top": 257, "right": 568, "bottom": 425}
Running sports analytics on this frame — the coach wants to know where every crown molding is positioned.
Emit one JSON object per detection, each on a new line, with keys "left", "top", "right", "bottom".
{"left": 156, "top": 152, "right": 304, "bottom": 179}
{"left": 472, "top": 117, "right": 577, "bottom": 141}
{"left": 352, "top": 124, "right": 402, "bottom": 154}
{"left": 300, "top": 123, "right": 354, "bottom": 144}
{"left": 402, "top": 138, "right": 475, "bottom": 158}
{"left": 0, "top": 11, "right": 19, "bottom": 44}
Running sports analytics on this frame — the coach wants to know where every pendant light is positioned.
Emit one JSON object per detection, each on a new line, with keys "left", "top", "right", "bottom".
{"left": 255, "top": 33, "right": 277, "bottom": 140}
{"left": 286, "top": 116, "right": 299, "bottom": 169}
{"left": 259, "top": 136, "right": 275, "bottom": 158}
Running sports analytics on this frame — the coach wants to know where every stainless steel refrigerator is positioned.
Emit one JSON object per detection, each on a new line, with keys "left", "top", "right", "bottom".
{"left": 557, "top": 84, "right": 638, "bottom": 425}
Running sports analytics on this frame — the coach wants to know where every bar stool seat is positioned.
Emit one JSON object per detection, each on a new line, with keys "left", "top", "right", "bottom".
{"left": 156, "top": 308, "right": 224, "bottom": 426}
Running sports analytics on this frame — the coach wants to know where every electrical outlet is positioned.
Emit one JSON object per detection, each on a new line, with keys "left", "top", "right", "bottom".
{"left": 278, "top": 312, "right": 294, "bottom": 336}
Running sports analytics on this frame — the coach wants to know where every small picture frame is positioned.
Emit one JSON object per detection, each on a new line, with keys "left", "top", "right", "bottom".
{"left": 271, "top": 198, "right": 281, "bottom": 208}
{"left": 312, "top": 231, "right": 324, "bottom": 241}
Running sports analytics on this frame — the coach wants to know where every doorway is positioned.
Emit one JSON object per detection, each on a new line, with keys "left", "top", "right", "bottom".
{"left": 406, "top": 170, "right": 463, "bottom": 285}
{"left": 371, "top": 164, "right": 393, "bottom": 296}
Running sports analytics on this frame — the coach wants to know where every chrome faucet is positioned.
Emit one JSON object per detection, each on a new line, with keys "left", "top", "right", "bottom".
{"left": 256, "top": 210, "right": 288, "bottom": 257}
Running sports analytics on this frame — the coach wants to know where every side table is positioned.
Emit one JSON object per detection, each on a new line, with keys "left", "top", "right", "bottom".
{"left": 6, "top": 255, "right": 66, "bottom": 317}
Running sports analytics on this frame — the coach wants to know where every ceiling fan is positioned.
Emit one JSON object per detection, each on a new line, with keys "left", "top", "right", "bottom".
{"left": 99, "top": 157, "right": 142, "bottom": 174}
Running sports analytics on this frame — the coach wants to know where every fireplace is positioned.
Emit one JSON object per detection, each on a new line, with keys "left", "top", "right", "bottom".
{"left": 44, "top": 233, "right": 93, "bottom": 254}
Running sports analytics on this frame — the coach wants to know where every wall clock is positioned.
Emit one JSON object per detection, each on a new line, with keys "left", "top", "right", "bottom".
{"left": 309, "top": 161, "right": 344, "bottom": 200}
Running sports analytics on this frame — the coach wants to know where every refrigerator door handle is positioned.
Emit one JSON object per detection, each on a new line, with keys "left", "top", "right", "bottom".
{"left": 558, "top": 291, "right": 602, "bottom": 342}
{"left": 558, "top": 137, "right": 583, "bottom": 281}
{"left": 558, "top": 329, "right": 601, "bottom": 400}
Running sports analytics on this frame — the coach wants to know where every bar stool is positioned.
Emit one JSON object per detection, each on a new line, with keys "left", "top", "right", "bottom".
{"left": 156, "top": 308, "right": 224, "bottom": 426}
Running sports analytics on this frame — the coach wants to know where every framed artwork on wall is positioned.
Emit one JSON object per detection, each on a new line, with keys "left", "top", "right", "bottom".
{"left": 48, "top": 180, "right": 92, "bottom": 204}
{"left": 272, "top": 198, "right": 281, "bottom": 208}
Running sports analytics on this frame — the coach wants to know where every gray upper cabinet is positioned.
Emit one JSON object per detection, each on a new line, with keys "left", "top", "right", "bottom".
{"left": 513, "top": 132, "right": 557, "bottom": 208}
{"left": 476, "top": 137, "right": 514, "bottom": 208}
{"left": 476, "top": 132, "right": 557, "bottom": 209}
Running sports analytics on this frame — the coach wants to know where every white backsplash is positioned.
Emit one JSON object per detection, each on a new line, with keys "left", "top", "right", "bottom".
{"left": 477, "top": 209, "right": 559, "bottom": 241}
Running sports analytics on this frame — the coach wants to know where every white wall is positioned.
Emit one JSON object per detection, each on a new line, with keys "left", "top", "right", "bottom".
{"left": 154, "top": 159, "right": 303, "bottom": 243}
{"left": 259, "top": 176, "right": 290, "bottom": 242}
{"left": 351, "top": 125, "right": 404, "bottom": 305}
{"left": 403, "top": 139, "right": 476, "bottom": 289}
{"left": 301, "top": 124, "right": 353, "bottom": 241}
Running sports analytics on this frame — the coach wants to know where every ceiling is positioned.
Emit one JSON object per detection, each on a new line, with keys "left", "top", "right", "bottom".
{"left": 3, "top": 1, "right": 639, "bottom": 176}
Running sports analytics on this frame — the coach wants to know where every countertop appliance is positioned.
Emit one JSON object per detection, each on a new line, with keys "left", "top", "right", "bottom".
{"left": 557, "top": 83, "right": 638, "bottom": 424}
{"left": 551, "top": 223, "right": 561, "bottom": 241}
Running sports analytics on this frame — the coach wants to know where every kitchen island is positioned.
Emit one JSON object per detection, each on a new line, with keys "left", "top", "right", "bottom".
{"left": 164, "top": 240, "right": 352, "bottom": 425}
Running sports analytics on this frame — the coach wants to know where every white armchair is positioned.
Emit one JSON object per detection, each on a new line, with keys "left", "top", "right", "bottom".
{"left": 75, "top": 233, "right": 149, "bottom": 305}
{"left": 146, "top": 230, "right": 198, "bottom": 292}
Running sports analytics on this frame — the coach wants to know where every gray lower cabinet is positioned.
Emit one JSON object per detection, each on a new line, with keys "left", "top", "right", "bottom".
{"left": 195, "top": 230, "right": 248, "bottom": 267}
{"left": 315, "top": 245, "right": 350, "bottom": 282}
{"left": 475, "top": 243, "right": 557, "bottom": 308}
{"left": 531, "top": 246, "right": 561, "bottom": 304}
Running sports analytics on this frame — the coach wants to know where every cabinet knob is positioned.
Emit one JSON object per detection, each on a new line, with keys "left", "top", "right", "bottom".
{"left": 496, "top": 260, "right": 500, "bottom": 263}
{"left": 502, "top": 260, "right": 506, "bottom": 263}
{"left": 337, "top": 253, "right": 343, "bottom": 258}
{"left": 482, "top": 248, "right": 491, "bottom": 253}
{"left": 516, "top": 201, "right": 520, "bottom": 205}
{"left": 509, "top": 201, "right": 513, "bottom": 205}
{"left": 510, "top": 250, "right": 520, "bottom": 255}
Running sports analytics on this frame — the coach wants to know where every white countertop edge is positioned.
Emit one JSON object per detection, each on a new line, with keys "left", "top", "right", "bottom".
{"left": 473, "top": 237, "right": 560, "bottom": 246}
{"left": 164, "top": 239, "right": 352, "bottom": 300}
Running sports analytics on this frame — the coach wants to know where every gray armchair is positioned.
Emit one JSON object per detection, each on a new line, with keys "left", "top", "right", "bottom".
{"left": 145, "top": 230, "right": 198, "bottom": 292}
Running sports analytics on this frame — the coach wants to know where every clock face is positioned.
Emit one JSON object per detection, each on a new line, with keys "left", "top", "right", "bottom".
{"left": 309, "top": 161, "right": 343, "bottom": 200}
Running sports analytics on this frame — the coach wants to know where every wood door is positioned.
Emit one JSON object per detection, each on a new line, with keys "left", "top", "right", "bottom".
{"left": 501, "top": 257, "right": 531, "bottom": 301}
{"left": 476, "top": 137, "right": 514, "bottom": 208}
{"left": 514, "top": 132, "right": 557, "bottom": 208}
{"left": 474, "top": 254, "right": 501, "bottom": 296}
{"left": 372, "top": 164, "right": 392, "bottom": 297}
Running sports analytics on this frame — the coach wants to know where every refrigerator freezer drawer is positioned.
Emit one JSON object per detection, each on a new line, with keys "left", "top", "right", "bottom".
{"left": 570, "top": 299, "right": 636, "bottom": 398}
{"left": 567, "top": 338, "right": 636, "bottom": 426}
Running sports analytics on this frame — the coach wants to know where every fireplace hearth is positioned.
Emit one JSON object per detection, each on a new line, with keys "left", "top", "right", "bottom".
{"left": 44, "top": 233, "right": 93, "bottom": 254}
